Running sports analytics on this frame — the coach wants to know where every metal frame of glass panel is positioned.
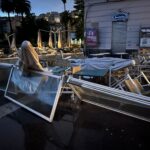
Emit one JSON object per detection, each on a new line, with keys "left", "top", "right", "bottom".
{"left": 67, "top": 77, "right": 150, "bottom": 122}
{"left": 4, "top": 66, "right": 64, "bottom": 122}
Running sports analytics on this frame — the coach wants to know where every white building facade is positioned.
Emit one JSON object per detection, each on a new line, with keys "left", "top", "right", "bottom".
{"left": 84, "top": 0, "right": 150, "bottom": 54}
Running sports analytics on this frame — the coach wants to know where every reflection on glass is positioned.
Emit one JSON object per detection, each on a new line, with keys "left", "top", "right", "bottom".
{"left": 5, "top": 67, "right": 62, "bottom": 122}
{"left": 0, "top": 63, "right": 12, "bottom": 90}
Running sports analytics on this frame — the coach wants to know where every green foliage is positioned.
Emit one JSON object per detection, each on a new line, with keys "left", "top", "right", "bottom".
{"left": 75, "top": 17, "right": 84, "bottom": 40}
{"left": 14, "top": 0, "right": 31, "bottom": 18}
{"left": 74, "top": 0, "right": 84, "bottom": 13}
{"left": 36, "top": 18, "right": 50, "bottom": 42}
{"left": 74, "top": 0, "right": 84, "bottom": 40}
{"left": 16, "top": 13, "right": 38, "bottom": 44}
{"left": 36, "top": 18, "right": 50, "bottom": 31}
{"left": 1, "top": 0, "right": 15, "bottom": 32}
{"left": 60, "top": 10, "right": 71, "bottom": 42}
{"left": 16, "top": 14, "right": 50, "bottom": 45}
{"left": 0, "top": 0, "right": 31, "bottom": 16}
{"left": 60, "top": 10, "right": 70, "bottom": 27}
{"left": 0, "top": 0, "right": 31, "bottom": 33}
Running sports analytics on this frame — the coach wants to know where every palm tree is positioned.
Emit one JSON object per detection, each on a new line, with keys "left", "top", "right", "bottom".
{"left": 1, "top": 0, "right": 15, "bottom": 33}
{"left": 14, "top": 0, "right": 31, "bottom": 20}
{"left": 61, "top": 0, "right": 67, "bottom": 11}
{"left": 60, "top": 10, "right": 71, "bottom": 46}
{"left": 74, "top": 0, "right": 84, "bottom": 40}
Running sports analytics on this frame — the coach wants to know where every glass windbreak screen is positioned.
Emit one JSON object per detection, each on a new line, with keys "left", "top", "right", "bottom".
{"left": 68, "top": 78, "right": 150, "bottom": 122}
{"left": 5, "top": 67, "right": 62, "bottom": 121}
{"left": 0, "top": 63, "right": 12, "bottom": 91}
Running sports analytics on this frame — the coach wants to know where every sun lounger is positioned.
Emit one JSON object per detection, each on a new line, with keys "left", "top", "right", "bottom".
{"left": 124, "top": 72, "right": 150, "bottom": 96}
{"left": 60, "top": 50, "right": 71, "bottom": 60}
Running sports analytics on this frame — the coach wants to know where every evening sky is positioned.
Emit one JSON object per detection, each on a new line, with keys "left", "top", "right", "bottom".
{"left": 0, "top": 0, "right": 74, "bottom": 16}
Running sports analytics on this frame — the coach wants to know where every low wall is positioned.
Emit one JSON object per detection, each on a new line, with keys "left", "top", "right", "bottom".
{"left": 0, "top": 53, "right": 84, "bottom": 66}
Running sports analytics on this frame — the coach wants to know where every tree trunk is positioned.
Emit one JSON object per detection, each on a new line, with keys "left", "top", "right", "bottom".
{"left": 21, "top": 13, "right": 24, "bottom": 22}
{"left": 8, "top": 13, "right": 13, "bottom": 33}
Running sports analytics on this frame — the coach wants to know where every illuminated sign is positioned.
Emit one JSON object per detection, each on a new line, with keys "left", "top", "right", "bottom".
{"left": 86, "top": 28, "right": 97, "bottom": 47}
{"left": 112, "top": 12, "right": 129, "bottom": 21}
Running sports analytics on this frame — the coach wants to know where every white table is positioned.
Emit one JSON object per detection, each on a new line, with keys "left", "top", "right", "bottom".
{"left": 114, "top": 52, "right": 128, "bottom": 58}
{"left": 90, "top": 52, "right": 110, "bottom": 57}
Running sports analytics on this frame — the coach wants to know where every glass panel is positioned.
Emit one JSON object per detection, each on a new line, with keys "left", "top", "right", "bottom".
{"left": 68, "top": 78, "right": 150, "bottom": 122}
{"left": 5, "top": 67, "right": 63, "bottom": 122}
{"left": 0, "top": 63, "right": 12, "bottom": 91}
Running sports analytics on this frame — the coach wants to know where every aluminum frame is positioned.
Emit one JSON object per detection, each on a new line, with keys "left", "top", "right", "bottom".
{"left": 67, "top": 77, "right": 150, "bottom": 122}
{"left": 4, "top": 66, "right": 63, "bottom": 122}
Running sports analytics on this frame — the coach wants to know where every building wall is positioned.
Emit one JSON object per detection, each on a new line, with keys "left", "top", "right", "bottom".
{"left": 84, "top": 0, "right": 150, "bottom": 52}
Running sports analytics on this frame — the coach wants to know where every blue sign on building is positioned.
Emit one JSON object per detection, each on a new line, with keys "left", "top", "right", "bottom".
{"left": 112, "top": 12, "right": 129, "bottom": 21}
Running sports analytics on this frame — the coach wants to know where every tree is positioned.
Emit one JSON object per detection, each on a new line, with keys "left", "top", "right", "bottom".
{"left": 16, "top": 13, "right": 37, "bottom": 44}
{"left": 14, "top": 0, "right": 31, "bottom": 20}
{"left": 1, "top": 0, "right": 15, "bottom": 33}
{"left": 61, "top": 10, "right": 71, "bottom": 28}
{"left": 60, "top": 10, "right": 71, "bottom": 45}
{"left": 74, "top": 0, "right": 84, "bottom": 40}
{"left": 0, "top": 0, "right": 31, "bottom": 33}
{"left": 61, "top": 0, "right": 67, "bottom": 11}
{"left": 36, "top": 18, "right": 50, "bottom": 42}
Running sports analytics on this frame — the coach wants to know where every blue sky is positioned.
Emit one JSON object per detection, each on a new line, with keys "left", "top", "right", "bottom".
{"left": 0, "top": 0, "right": 75, "bottom": 16}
